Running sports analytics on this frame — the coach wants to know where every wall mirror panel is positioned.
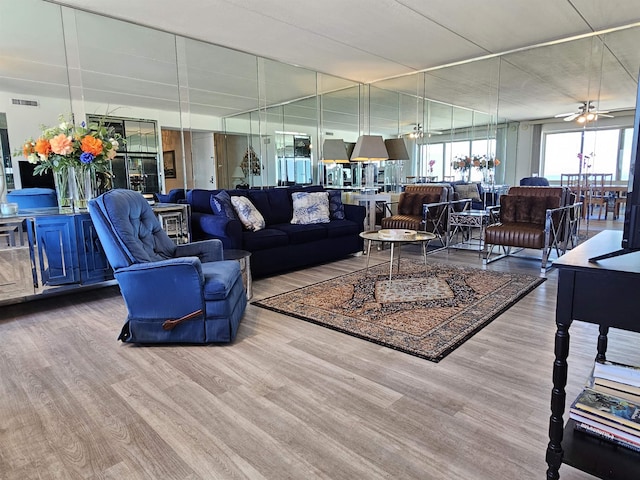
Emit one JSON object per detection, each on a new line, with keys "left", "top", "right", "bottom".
{"left": 1, "top": 0, "right": 73, "bottom": 190}
{"left": 4, "top": 1, "right": 640, "bottom": 197}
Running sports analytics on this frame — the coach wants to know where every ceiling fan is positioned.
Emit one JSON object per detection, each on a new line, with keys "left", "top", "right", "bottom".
{"left": 554, "top": 101, "right": 614, "bottom": 123}
{"left": 408, "top": 123, "right": 442, "bottom": 138}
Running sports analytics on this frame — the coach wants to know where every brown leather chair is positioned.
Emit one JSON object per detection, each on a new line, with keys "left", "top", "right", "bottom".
{"left": 483, "top": 186, "right": 580, "bottom": 271}
{"left": 380, "top": 184, "right": 453, "bottom": 247}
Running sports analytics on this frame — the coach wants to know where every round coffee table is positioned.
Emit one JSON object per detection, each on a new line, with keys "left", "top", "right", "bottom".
{"left": 359, "top": 230, "right": 436, "bottom": 280}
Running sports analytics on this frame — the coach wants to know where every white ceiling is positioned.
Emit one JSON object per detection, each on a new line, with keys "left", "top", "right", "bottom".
{"left": 47, "top": 0, "right": 640, "bottom": 84}
{"left": 7, "top": 0, "right": 640, "bottom": 130}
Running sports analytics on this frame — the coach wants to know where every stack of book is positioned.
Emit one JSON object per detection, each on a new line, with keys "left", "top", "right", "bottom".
{"left": 569, "top": 360, "right": 640, "bottom": 454}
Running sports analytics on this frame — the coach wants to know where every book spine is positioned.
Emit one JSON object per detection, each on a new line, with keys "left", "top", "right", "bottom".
{"left": 574, "top": 421, "right": 640, "bottom": 454}
{"left": 572, "top": 388, "right": 640, "bottom": 432}
{"left": 593, "top": 361, "right": 640, "bottom": 388}
{"left": 570, "top": 408, "right": 640, "bottom": 437}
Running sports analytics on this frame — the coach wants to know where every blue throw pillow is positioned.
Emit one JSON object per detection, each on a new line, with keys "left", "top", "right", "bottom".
{"left": 210, "top": 190, "right": 237, "bottom": 219}
{"left": 327, "top": 190, "right": 345, "bottom": 220}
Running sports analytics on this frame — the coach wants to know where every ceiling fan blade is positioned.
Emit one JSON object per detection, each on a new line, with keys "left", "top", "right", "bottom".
{"left": 597, "top": 113, "right": 614, "bottom": 118}
{"left": 563, "top": 113, "right": 580, "bottom": 121}
{"left": 554, "top": 112, "right": 575, "bottom": 118}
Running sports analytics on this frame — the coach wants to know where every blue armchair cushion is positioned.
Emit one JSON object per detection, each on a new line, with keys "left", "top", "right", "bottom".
{"left": 210, "top": 190, "right": 237, "bottom": 219}
{"left": 92, "top": 189, "right": 178, "bottom": 266}
{"left": 202, "top": 260, "right": 242, "bottom": 301}
{"left": 328, "top": 190, "right": 345, "bottom": 220}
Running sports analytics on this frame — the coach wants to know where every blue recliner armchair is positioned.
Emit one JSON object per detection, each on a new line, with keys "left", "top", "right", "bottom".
{"left": 88, "top": 189, "right": 246, "bottom": 344}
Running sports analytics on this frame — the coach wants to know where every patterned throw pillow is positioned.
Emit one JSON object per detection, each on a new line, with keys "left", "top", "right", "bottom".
{"left": 454, "top": 183, "right": 481, "bottom": 202}
{"left": 210, "top": 190, "right": 237, "bottom": 219}
{"left": 291, "top": 192, "right": 330, "bottom": 224}
{"left": 327, "top": 190, "right": 345, "bottom": 220}
{"left": 230, "top": 195, "right": 266, "bottom": 231}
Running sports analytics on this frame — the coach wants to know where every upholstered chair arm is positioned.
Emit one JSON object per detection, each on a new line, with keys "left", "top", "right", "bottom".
{"left": 114, "top": 258, "right": 206, "bottom": 320}
{"left": 175, "top": 238, "right": 223, "bottom": 263}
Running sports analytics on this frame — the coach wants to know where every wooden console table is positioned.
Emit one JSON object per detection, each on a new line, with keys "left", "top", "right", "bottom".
{"left": 546, "top": 230, "right": 640, "bottom": 479}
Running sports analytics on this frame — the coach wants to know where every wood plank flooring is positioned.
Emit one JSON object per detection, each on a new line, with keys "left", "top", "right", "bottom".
{"left": 0, "top": 219, "right": 636, "bottom": 479}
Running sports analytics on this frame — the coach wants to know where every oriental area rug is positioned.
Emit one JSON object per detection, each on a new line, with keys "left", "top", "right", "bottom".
{"left": 253, "top": 260, "right": 545, "bottom": 362}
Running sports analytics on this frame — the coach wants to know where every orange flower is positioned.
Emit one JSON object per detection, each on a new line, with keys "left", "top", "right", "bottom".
{"left": 494, "top": 159, "right": 501, "bottom": 166}
{"left": 34, "top": 138, "right": 52, "bottom": 157}
{"left": 81, "top": 135, "right": 103, "bottom": 156}
{"left": 50, "top": 134, "right": 74, "bottom": 155}
{"left": 22, "top": 141, "right": 35, "bottom": 157}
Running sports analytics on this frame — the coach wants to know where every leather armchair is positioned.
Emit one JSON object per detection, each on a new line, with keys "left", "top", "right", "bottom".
{"left": 88, "top": 189, "right": 246, "bottom": 344}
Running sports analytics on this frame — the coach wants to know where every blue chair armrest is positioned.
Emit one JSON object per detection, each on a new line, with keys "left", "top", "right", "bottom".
{"left": 175, "top": 239, "right": 223, "bottom": 262}
{"left": 115, "top": 259, "right": 206, "bottom": 319}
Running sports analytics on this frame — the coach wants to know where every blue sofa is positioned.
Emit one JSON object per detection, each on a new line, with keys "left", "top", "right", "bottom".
{"left": 187, "top": 186, "right": 366, "bottom": 277}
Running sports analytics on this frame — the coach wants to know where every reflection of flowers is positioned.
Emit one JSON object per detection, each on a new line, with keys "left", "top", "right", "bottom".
{"left": 473, "top": 155, "right": 501, "bottom": 171}
{"left": 17, "top": 114, "right": 122, "bottom": 176}
{"left": 241, "top": 146, "right": 262, "bottom": 176}
{"left": 452, "top": 155, "right": 472, "bottom": 171}
{"left": 428, "top": 159, "right": 435, "bottom": 174}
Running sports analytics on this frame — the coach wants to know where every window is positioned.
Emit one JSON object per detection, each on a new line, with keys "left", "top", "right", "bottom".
{"left": 542, "top": 128, "right": 631, "bottom": 181}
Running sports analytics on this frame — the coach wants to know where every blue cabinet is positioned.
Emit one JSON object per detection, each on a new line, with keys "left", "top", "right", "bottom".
{"left": 32, "top": 213, "right": 113, "bottom": 287}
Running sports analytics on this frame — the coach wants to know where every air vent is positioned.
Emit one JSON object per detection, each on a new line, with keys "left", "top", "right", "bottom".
{"left": 325, "top": 132, "right": 334, "bottom": 136}
{"left": 12, "top": 98, "right": 39, "bottom": 107}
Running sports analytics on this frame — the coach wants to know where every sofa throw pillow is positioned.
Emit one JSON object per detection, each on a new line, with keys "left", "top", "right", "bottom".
{"left": 291, "top": 191, "right": 330, "bottom": 224}
{"left": 327, "top": 190, "right": 345, "bottom": 220}
{"left": 210, "top": 190, "right": 237, "bottom": 219}
{"left": 454, "top": 183, "right": 481, "bottom": 202}
{"left": 230, "top": 195, "right": 265, "bottom": 231}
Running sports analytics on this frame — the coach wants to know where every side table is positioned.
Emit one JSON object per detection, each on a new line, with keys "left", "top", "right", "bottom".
{"left": 448, "top": 209, "right": 489, "bottom": 253}
{"left": 223, "top": 249, "right": 252, "bottom": 300}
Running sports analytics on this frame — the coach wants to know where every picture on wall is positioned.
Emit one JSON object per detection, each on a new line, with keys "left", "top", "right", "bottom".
{"left": 163, "top": 150, "right": 176, "bottom": 178}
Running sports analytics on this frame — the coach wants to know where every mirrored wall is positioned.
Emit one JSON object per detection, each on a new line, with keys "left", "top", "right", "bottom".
{"left": 2, "top": 0, "right": 639, "bottom": 196}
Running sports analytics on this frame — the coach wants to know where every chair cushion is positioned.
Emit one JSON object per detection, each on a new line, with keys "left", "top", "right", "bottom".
{"left": 273, "top": 223, "right": 328, "bottom": 244}
{"left": 500, "top": 195, "right": 517, "bottom": 223}
{"left": 328, "top": 190, "right": 345, "bottom": 220}
{"left": 454, "top": 183, "right": 481, "bottom": 202}
{"left": 201, "top": 260, "right": 241, "bottom": 301}
{"left": 530, "top": 196, "right": 550, "bottom": 225}
{"left": 242, "top": 228, "right": 289, "bottom": 251}
{"left": 323, "top": 219, "right": 360, "bottom": 238}
{"left": 96, "top": 189, "right": 177, "bottom": 264}
{"left": 515, "top": 195, "right": 533, "bottom": 223}
{"left": 291, "top": 192, "right": 330, "bottom": 224}
{"left": 210, "top": 190, "right": 237, "bottom": 219}
{"left": 231, "top": 195, "right": 265, "bottom": 231}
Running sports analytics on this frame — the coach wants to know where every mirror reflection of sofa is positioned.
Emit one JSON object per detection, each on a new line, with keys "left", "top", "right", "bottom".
{"left": 187, "top": 186, "right": 366, "bottom": 277}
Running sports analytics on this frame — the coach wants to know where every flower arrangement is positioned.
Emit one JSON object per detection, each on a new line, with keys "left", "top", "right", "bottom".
{"left": 18, "top": 115, "right": 123, "bottom": 177}
{"left": 452, "top": 155, "right": 472, "bottom": 171}
{"left": 472, "top": 155, "right": 501, "bottom": 171}
{"left": 428, "top": 159, "right": 435, "bottom": 174}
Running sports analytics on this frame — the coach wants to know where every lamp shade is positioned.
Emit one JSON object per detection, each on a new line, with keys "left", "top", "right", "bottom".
{"left": 384, "top": 138, "right": 409, "bottom": 160}
{"left": 231, "top": 166, "right": 245, "bottom": 180}
{"left": 322, "top": 139, "right": 350, "bottom": 163}
{"left": 350, "top": 135, "right": 388, "bottom": 162}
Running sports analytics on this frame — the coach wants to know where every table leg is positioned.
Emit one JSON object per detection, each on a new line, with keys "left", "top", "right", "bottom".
{"left": 422, "top": 241, "right": 428, "bottom": 275}
{"left": 596, "top": 325, "right": 609, "bottom": 362}
{"left": 365, "top": 239, "right": 372, "bottom": 274}
{"left": 389, "top": 243, "right": 394, "bottom": 281}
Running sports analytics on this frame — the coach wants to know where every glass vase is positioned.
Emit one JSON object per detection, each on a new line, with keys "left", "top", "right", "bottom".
{"left": 72, "top": 165, "right": 97, "bottom": 212}
{"left": 53, "top": 167, "right": 73, "bottom": 212}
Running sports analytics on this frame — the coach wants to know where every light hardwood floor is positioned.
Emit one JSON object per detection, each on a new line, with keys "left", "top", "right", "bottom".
{"left": 0, "top": 219, "right": 636, "bottom": 479}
